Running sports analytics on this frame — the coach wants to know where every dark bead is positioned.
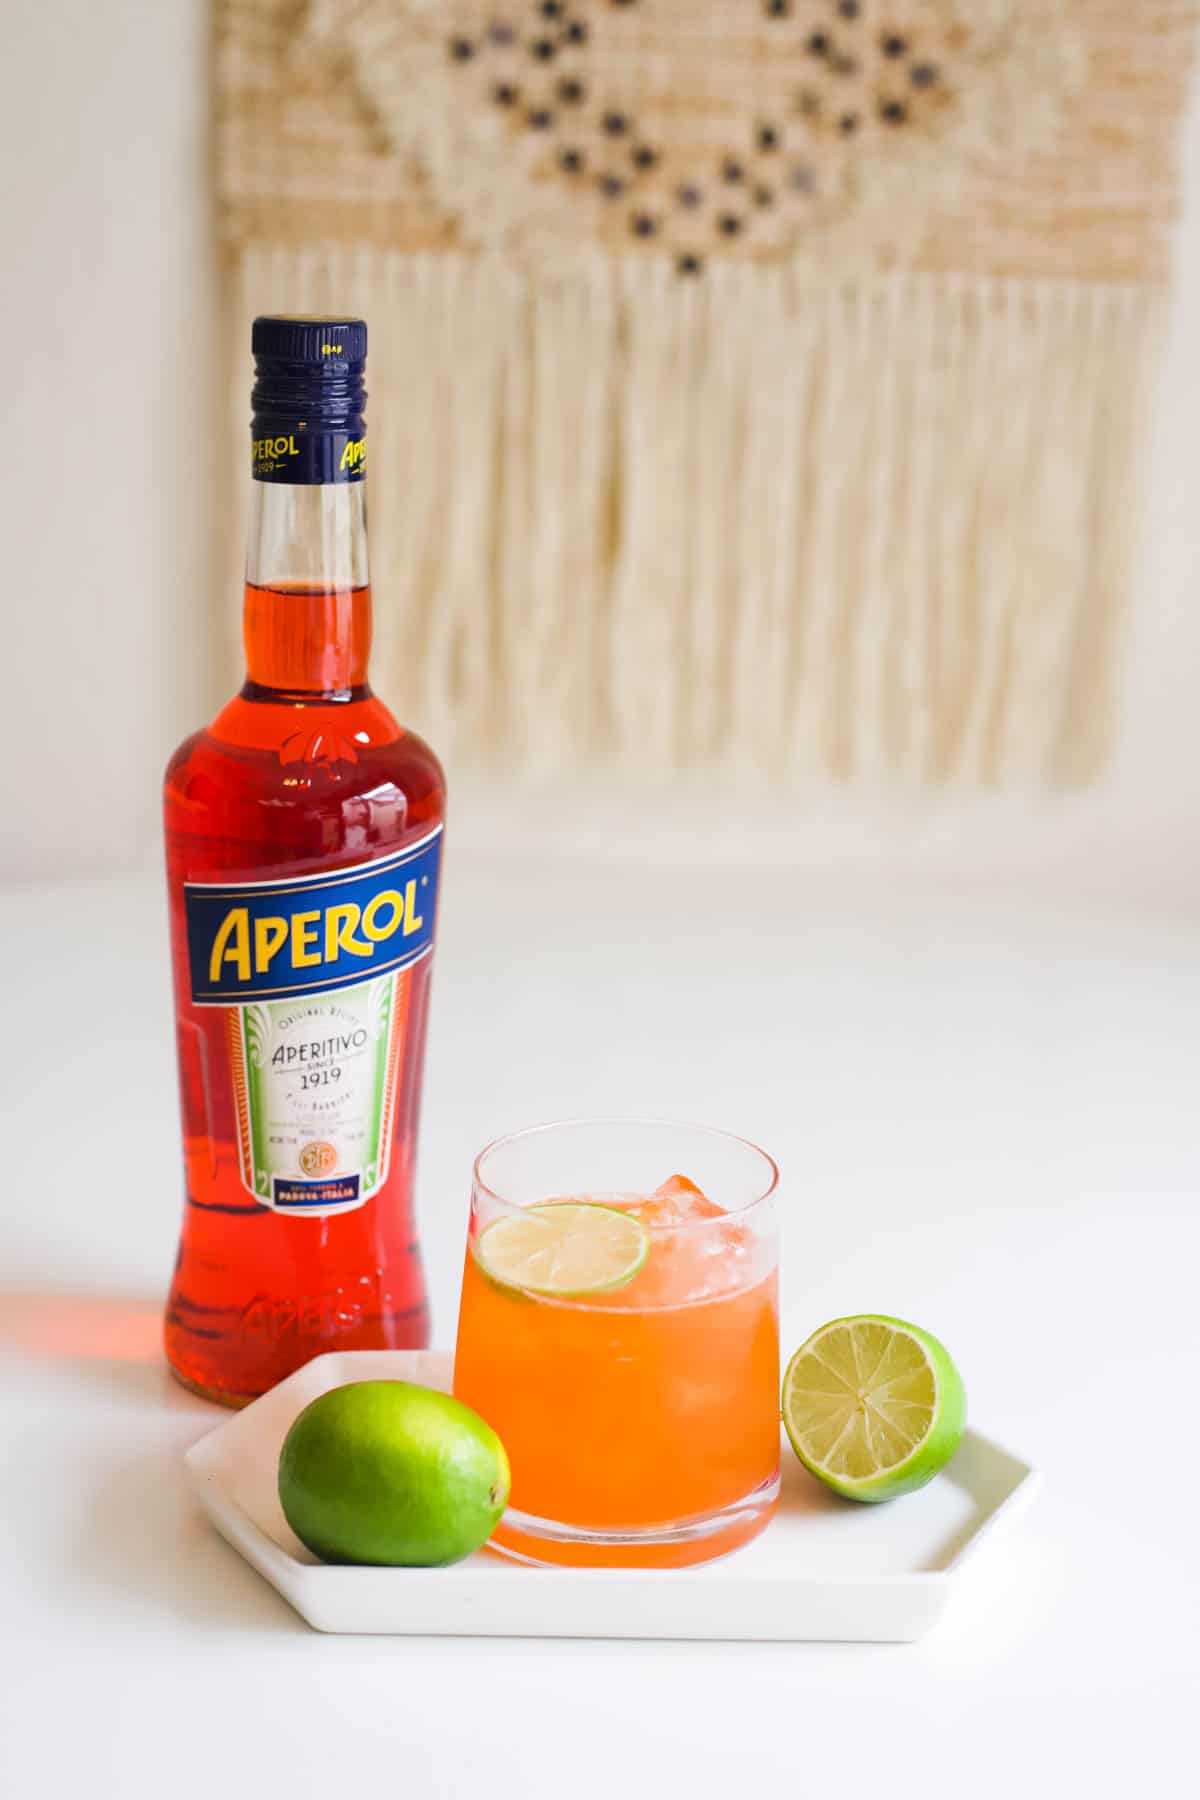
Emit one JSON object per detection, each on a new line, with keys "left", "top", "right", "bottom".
{"left": 797, "top": 90, "right": 821, "bottom": 116}
{"left": 807, "top": 32, "right": 829, "bottom": 55}
{"left": 448, "top": 37, "right": 474, "bottom": 61}
{"left": 677, "top": 183, "right": 703, "bottom": 207}
{"left": 757, "top": 124, "right": 780, "bottom": 151}
{"left": 598, "top": 172, "right": 625, "bottom": 197}
{"left": 754, "top": 186, "right": 773, "bottom": 207}
{"left": 602, "top": 111, "right": 630, "bottom": 135}
{"left": 632, "top": 144, "right": 658, "bottom": 169}
{"left": 541, "top": 0, "right": 564, "bottom": 14}
{"left": 564, "top": 20, "right": 588, "bottom": 42}
{"left": 717, "top": 213, "right": 742, "bottom": 235}
{"left": 832, "top": 54, "right": 859, "bottom": 76}
{"left": 764, "top": 0, "right": 791, "bottom": 15}
{"left": 881, "top": 33, "right": 906, "bottom": 57}
{"left": 879, "top": 99, "right": 907, "bottom": 124}
{"left": 630, "top": 213, "right": 657, "bottom": 237}
{"left": 910, "top": 63, "right": 939, "bottom": 88}
{"left": 558, "top": 78, "right": 584, "bottom": 103}
{"left": 493, "top": 82, "right": 519, "bottom": 105}
{"left": 677, "top": 253, "right": 703, "bottom": 275}
{"left": 837, "top": 0, "right": 860, "bottom": 16}
{"left": 528, "top": 108, "right": 554, "bottom": 129}
{"left": 723, "top": 159, "right": 745, "bottom": 183}
{"left": 838, "top": 112, "right": 858, "bottom": 134}
{"left": 488, "top": 22, "right": 516, "bottom": 47}
{"left": 560, "top": 147, "right": 585, "bottom": 172}
{"left": 611, "top": 0, "right": 637, "bottom": 7}
{"left": 531, "top": 39, "right": 557, "bottom": 61}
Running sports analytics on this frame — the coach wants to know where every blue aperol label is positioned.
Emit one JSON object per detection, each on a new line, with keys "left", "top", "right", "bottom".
{"left": 184, "top": 827, "right": 442, "bottom": 1006}
{"left": 251, "top": 429, "right": 366, "bottom": 484}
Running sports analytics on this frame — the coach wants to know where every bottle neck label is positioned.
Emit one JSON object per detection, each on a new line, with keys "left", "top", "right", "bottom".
{"left": 250, "top": 332, "right": 367, "bottom": 484}
{"left": 250, "top": 428, "right": 366, "bottom": 485}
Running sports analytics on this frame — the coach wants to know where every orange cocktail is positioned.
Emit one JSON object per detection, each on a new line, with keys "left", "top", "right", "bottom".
{"left": 453, "top": 1121, "right": 780, "bottom": 1569}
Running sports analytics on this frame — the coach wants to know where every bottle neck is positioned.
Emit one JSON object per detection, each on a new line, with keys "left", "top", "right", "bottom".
{"left": 242, "top": 480, "right": 372, "bottom": 699}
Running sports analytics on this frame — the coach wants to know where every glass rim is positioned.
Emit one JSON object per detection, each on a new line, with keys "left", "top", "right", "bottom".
{"left": 471, "top": 1116, "right": 779, "bottom": 1229}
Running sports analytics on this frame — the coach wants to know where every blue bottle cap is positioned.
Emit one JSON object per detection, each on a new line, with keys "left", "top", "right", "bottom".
{"left": 251, "top": 316, "right": 368, "bottom": 365}
{"left": 250, "top": 317, "right": 367, "bottom": 484}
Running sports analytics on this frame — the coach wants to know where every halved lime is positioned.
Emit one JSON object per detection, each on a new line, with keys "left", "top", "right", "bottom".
{"left": 782, "top": 1314, "right": 966, "bottom": 1502}
{"left": 476, "top": 1201, "right": 650, "bottom": 1297}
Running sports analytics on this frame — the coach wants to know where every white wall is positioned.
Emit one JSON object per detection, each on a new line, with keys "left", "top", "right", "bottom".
{"left": 0, "top": 0, "right": 217, "bottom": 882}
{"left": 2, "top": 1, "right": 1198, "bottom": 906}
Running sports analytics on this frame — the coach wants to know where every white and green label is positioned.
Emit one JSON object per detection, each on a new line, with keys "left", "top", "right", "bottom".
{"left": 185, "top": 829, "right": 444, "bottom": 1218}
{"left": 228, "top": 968, "right": 409, "bottom": 1216}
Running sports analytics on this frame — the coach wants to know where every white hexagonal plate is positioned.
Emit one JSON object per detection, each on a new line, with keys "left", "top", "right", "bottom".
{"left": 185, "top": 1350, "right": 1038, "bottom": 1640}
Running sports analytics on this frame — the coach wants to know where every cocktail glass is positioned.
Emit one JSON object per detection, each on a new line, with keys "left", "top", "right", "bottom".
{"left": 453, "top": 1119, "right": 780, "bottom": 1568}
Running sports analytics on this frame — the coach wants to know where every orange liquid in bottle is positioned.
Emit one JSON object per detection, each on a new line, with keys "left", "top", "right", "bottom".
{"left": 163, "top": 580, "right": 444, "bottom": 1405}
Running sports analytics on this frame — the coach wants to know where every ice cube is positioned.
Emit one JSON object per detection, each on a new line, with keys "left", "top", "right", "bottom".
{"left": 637, "top": 1173, "right": 725, "bottom": 1226}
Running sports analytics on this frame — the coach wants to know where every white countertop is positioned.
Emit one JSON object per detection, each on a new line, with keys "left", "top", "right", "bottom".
{"left": 1, "top": 852, "right": 1197, "bottom": 1798}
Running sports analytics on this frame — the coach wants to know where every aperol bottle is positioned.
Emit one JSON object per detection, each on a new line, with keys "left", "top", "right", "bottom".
{"left": 163, "top": 317, "right": 445, "bottom": 1406}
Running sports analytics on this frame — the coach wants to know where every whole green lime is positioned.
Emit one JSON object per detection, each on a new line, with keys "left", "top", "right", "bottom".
{"left": 278, "top": 1380, "right": 510, "bottom": 1566}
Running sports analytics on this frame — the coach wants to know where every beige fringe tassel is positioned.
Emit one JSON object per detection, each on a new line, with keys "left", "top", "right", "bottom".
{"left": 230, "top": 247, "right": 1160, "bottom": 788}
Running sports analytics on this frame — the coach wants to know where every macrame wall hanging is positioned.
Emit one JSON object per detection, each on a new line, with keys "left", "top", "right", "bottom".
{"left": 216, "top": 0, "right": 1197, "bottom": 786}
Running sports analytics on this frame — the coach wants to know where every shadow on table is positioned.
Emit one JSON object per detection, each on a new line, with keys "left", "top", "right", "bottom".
{"left": 0, "top": 1287, "right": 171, "bottom": 1401}
{"left": 1, "top": 1287, "right": 306, "bottom": 1635}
